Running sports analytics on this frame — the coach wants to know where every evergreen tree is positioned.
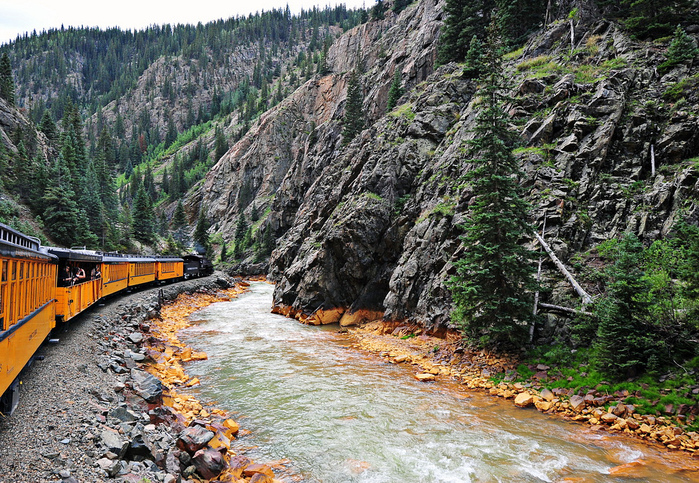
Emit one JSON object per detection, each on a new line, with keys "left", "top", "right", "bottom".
{"left": 214, "top": 125, "right": 228, "bottom": 161}
{"left": 42, "top": 155, "right": 81, "bottom": 246}
{"left": 234, "top": 212, "right": 249, "bottom": 258}
{"left": 370, "top": 0, "right": 387, "bottom": 20}
{"left": 39, "top": 111, "right": 58, "bottom": 145}
{"left": 132, "top": 185, "right": 154, "bottom": 243}
{"left": 341, "top": 67, "right": 364, "bottom": 145}
{"left": 437, "top": 0, "right": 494, "bottom": 65}
{"left": 462, "top": 35, "right": 485, "bottom": 79}
{"left": 448, "top": 21, "right": 537, "bottom": 348}
{"left": 620, "top": 0, "right": 698, "bottom": 39}
{"left": 393, "top": 0, "right": 412, "bottom": 15}
{"left": 495, "top": 0, "right": 545, "bottom": 47}
{"left": 80, "top": 161, "right": 104, "bottom": 240}
{"left": 593, "top": 233, "right": 655, "bottom": 377}
{"left": 193, "top": 206, "right": 211, "bottom": 255}
{"left": 0, "top": 53, "right": 15, "bottom": 106}
{"left": 658, "top": 25, "right": 699, "bottom": 73}
{"left": 386, "top": 69, "right": 405, "bottom": 112}
{"left": 220, "top": 241, "right": 228, "bottom": 262}
{"left": 172, "top": 200, "right": 186, "bottom": 228}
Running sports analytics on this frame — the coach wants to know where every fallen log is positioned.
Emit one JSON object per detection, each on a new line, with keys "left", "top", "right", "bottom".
{"left": 538, "top": 302, "right": 594, "bottom": 317}
{"left": 533, "top": 232, "right": 593, "bottom": 305}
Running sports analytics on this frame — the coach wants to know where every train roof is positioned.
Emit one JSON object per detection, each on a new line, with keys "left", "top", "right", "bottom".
{"left": 0, "top": 223, "right": 56, "bottom": 261}
{"left": 156, "top": 256, "right": 184, "bottom": 263}
{"left": 46, "top": 247, "right": 102, "bottom": 263}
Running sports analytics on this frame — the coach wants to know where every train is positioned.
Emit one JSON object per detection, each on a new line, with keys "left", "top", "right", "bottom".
{"left": 0, "top": 222, "right": 214, "bottom": 415}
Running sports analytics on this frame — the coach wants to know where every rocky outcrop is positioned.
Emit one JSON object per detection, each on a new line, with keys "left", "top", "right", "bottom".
{"left": 198, "top": 0, "right": 445, "bottom": 242}
{"left": 198, "top": 5, "right": 699, "bottom": 333}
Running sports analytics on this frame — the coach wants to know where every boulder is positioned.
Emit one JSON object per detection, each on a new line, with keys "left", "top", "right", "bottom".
{"left": 540, "top": 388, "right": 555, "bottom": 402}
{"left": 100, "top": 430, "right": 128, "bottom": 459}
{"left": 177, "top": 426, "right": 215, "bottom": 454}
{"left": 569, "top": 395, "right": 586, "bottom": 412}
{"left": 192, "top": 448, "right": 225, "bottom": 479}
{"left": 611, "top": 404, "right": 627, "bottom": 417}
{"left": 128, "top": 332, "right": 144, "bottom": 344}
{"left": 250, "top": 474, "right": 275, "bottom": 483}
{"left": 228, "top": 455, "right": 252, "bottom": 478}
{"left": 514, "top": 393, "right": 534, "bottom": 408}
{"left": 600, "top": 413, "right": 619, "bottom": 424}
{"left": 131, "top": 369, "right": 163, "bottom": 403}
{"left": 96, "top": 457, "right": 121, "bottom": 477}
{"left": 415, "top": 373, "right": 436, "bottom": 382}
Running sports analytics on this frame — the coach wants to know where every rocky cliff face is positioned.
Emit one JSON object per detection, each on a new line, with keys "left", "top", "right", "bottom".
{"left": 200, "top": 2, "right": 699, "bottom": 332}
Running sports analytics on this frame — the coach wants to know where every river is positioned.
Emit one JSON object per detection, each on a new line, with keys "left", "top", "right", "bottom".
{"left": 179, "top": 281, "right": 699, "bottom": 482}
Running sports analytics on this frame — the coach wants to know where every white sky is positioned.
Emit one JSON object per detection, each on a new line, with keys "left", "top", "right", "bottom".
{"left": 0, "top": 0, "right": 369, "bottom": 46}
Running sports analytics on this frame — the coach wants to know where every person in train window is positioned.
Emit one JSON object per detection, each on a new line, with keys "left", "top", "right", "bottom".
{"left": 74, "top": 266, "right": 86, "bottom": 283}
{"left": 61, "top": 266, "right": 73, "bottom": 286}
{"left": 91, "top": 266, "right": 101, "bottom": 279}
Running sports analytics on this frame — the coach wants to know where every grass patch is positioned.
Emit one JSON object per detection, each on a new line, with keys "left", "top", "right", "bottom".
{"left": 389, "top": 103, "right": 416, "bottom": 121}
{"left": 517, "top": 55, "right": 554, "bottom": 71}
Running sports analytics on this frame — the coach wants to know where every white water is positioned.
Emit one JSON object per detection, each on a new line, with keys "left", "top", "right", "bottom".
{"left": 180, "top": 282, "right": 699, "bottom": 482}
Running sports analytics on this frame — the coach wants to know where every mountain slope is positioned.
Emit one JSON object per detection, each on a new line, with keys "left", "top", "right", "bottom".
{"left": 199, "top": 2, "right": 699, "bottom": 332}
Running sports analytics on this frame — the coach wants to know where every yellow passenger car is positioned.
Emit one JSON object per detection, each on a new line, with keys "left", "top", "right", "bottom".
{"left": 101, "top": 254, "right": 129, "bottom": 297}
{"left": 49, "top": 248, "right": 103, "bottom": 323}
{"left": 0, "top": 223, "right": 57, "bottom": 414}
{"left": 156, "top": 256, "right": 184, "bottom": 281}
{"left": 128, "top": 256, "right": 157, "bottom": 287}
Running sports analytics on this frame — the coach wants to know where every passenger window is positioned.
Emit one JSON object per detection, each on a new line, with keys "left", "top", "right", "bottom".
{"left": 1, "top": 260, "right": 6, "bottom": 281}
{"left": 11, "top": 261, "right": 16, "bottom": 280}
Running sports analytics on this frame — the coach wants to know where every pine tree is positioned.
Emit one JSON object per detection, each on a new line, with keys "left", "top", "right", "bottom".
{"left": 132, "top": 185, "right": 154, "bottom": 243}
{"left": 39, "top": 111, "right": 58, "bottom": 145}
{"left": 448, "top": 20, "right": 537, "bottom": 348}
{"left": 437, "top": 0, "right": 494, "bottom": 65}
{"left": 234, "top": 212, "right": 249, "bottom": 259}
{"left": 193, "top": 206, "right": 211, "bottom": 255}
{"left": 220, "top": 241, "right": 228, "bottom": 262}
{"left": 172, "top": 200, "right": 186, "bottom": 228}
{"left": 214, "top": 126, "right": 228, "bottom": 161}
{"left": 0, "top": 53, "right": 15, "bottom": 106}
{"left": 370, "top": 0, "right": 387, "bottom": 20}
{"left": 80, "top": 161, "right": 104, "bottom": 239}
{"left": 386, "top": 69, "right": 405, "bottom": 112}
{"left": 42, "top": 155, "right": 81, "bottom": 246}
{"left": 462, "top": 35, "right": 485, "bottom": 79}
{"left": 393, "top": 0, "right": 412, "bottom": 15}
{"left": 593, "top": 233, "right": 655, "bottom": 377}
{"left": 658, "top": 25, "right": 699, "bottom": 74}
{"left": 341, "top": 67, "right": 364, "bottom": 145}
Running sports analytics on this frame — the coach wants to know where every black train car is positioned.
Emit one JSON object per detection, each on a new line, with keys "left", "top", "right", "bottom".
{"left": 182, "top": 254, "right": 214, "bottom": 279}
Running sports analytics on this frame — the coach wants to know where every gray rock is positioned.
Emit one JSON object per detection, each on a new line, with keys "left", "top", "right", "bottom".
{"left": 128, "top": 332, "right": 144, "bottom": 344}
{"left": 100, "top": 430, "right": 128, "bottom": 459}
{"left": 131, "top": 369, "right": 163, "bottom": 403}
{"left": 110, "top": 406, "right": 140, "bottom": 423}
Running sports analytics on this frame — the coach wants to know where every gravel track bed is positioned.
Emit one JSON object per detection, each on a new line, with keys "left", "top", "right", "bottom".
{"left": 0, "top": 274, "right": 233, "bottom": 483}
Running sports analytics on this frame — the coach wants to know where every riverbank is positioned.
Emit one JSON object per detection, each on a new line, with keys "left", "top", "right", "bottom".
{"left": 0, "top": 273, "right": 240, "bottom": 483}
{"left": 348, "top": 320, "right": 699, "bottom": 470}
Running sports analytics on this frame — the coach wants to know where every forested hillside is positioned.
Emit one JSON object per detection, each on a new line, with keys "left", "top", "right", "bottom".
{"left": 0, "top": 5, "right": 366, "bottom": 250}
{"left": 1, "top": 0, "right": 699, "bottom": 394}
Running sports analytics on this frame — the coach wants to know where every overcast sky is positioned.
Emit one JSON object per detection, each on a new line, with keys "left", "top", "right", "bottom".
{"left": 0, "top": 0, "right": 369, "bottom": 46}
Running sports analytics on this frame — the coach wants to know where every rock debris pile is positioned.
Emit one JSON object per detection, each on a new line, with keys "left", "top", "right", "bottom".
{"left": 0, "top": 274, "right": 278, "bottom": 483}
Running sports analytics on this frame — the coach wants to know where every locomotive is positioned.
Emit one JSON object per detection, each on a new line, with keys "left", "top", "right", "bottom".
{"left": 0, "top": 222, "right": 213, "bottom": 415}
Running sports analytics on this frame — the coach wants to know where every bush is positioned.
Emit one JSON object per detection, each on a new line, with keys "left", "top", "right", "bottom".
{"left": 658, "top": 26, "right": 699, "bottom": 74}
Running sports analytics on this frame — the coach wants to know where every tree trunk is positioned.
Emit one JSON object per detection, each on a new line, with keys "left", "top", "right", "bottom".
{"left": 538, "top": 302, "right": 593, "bottom": 317}
{"left": 534, "top": 232, "right": 593, "bottom": 305}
